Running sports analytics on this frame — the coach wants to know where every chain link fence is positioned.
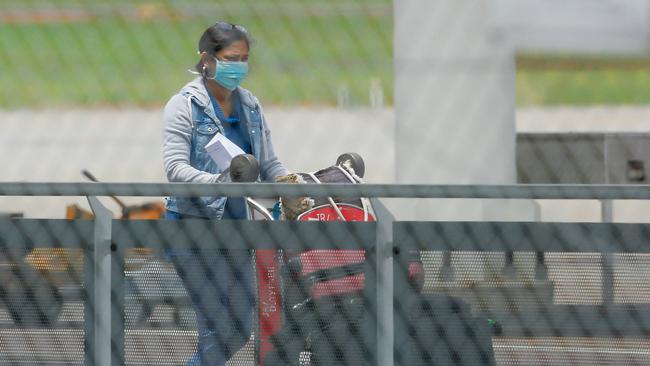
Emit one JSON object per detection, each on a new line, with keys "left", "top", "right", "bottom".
{"left": 3, "top": 0, "right": 650, "bottom": 365}
{"left": 3, "top": 184, "right": 650, "bottom": 365}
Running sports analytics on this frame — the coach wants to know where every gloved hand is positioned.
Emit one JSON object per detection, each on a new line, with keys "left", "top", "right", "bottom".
{"left": 230, "top": 154, "right": 259, "bottom": 182}
{"left": 275, "top": 173, "right": 314, "bottom": 220}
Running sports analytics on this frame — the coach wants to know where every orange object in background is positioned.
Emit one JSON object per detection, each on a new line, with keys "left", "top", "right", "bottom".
{"left": 120, "top": 202, "right": 165, "bottom": 220}
{"left": 25, "top": 200, "right": 166, "bottom": 281}
{"left": 64, "top": 201, "right": 165, "bottom": 220}
{"left": 65, "top": 203, "right": 95, "bottom": 220}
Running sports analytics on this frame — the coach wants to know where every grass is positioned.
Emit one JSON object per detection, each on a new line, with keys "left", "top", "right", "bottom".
{"left": 2, "top": 1, "right": 650, "bottom": 107}
{"left": 0, "top": 1, "right": 393, "bottom": 108}
{"left": 517, "top": 69, "right": 650, "bottom": 105}
{"left": 516, "top": 55, "right": 650, "bottom": 106}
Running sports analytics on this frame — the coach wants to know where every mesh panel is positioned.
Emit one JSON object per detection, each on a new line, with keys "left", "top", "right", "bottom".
{"left": 270, "top": 249, "right": 369, "bottom": 365}
{"left": 4, "top": 196, "right": 650, "bottom": 365}
{"left": 613, "top": 254, "right": 650, "bottom": 304}
{"left": 0, "top": 221, "right": 89, "bottom": 365}
{"left": 0, "top": 329, "right": 85, "bottom": 365}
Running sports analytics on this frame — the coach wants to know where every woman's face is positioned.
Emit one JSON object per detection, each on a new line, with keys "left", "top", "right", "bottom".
{"left": 215, "top": 40, "right": 249, "bottom": 62}
{"left": 200, "top": 39, "right": 250, "bottom": 85}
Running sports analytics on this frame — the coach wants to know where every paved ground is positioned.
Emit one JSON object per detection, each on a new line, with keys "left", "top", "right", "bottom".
{"left": 3, "top": 327, "right": 650, "bottom": 365}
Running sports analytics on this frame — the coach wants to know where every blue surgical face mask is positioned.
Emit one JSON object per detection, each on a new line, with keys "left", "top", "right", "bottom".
{"left": 213, "top": 57, "right": 248, "bottom": 91}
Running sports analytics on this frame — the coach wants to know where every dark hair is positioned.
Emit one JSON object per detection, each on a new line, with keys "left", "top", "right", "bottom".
{"left": 195, "top": 22, "right": 251, "bottom": 74}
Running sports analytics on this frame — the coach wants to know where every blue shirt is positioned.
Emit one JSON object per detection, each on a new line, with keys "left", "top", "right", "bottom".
{"left": 209, "top": 91, "right": 252, "bottom": 219}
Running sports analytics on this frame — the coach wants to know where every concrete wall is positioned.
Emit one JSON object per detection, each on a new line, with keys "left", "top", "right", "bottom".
{"left": 393, "top": 0, "right": 522, "bottom": 221}
{"left": 0, "top": 107, "right": 394, "bottom": 218}
{"left": 493, "top": 0, "right": 650, "bottom": 54}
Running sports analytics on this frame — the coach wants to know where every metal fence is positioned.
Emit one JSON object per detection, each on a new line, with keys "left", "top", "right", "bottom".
{"left": 2, "top": 183, "right": 650, "bottom": 365}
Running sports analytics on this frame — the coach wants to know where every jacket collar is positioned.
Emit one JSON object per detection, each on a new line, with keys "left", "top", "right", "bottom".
{"left": 181, "top": 77, "right": 258, "bottom": 110}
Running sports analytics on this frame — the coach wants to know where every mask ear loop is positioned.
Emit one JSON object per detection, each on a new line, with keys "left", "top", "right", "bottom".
{"left": 188, "top": 66, "right": 210, "bottom": 78}
{"left": 187, "top": 51, "right": 208, "bottom": 76}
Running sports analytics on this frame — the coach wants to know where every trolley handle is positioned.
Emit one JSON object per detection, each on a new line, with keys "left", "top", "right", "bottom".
{"left": 81, "top": 169, "right": 128, "bottom": 210}
{"left": 229, "top": 154, "right": 274, "bottom": 221}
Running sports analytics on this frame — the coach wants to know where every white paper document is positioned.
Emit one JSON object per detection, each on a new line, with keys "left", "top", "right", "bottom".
{"left": 205, "top": 132, "right": 245, "bottom": 170}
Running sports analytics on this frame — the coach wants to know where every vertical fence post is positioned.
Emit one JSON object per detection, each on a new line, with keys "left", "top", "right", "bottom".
{"left": 86, "top": 197, "right": 115, "bottom": 366}
{"left": 110, "top": 222, "right": 125, "bottom": 365}
{"left": 370, "top": 198, "right": 394, "bottom": 366}
{"left": 600, "top": 199, "right": 615, "bottom": 305}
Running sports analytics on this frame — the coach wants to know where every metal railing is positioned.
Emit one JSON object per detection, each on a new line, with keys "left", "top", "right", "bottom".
{"left": 4, "top": 182, "right": 650, "bottom": 199}
{"left": 1, "top": 182, "right": 650, "bottom": 366}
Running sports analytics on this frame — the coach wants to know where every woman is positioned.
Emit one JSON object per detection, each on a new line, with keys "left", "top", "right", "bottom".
{"left": 162, "top": 22, "right": 288, "bottom": 365}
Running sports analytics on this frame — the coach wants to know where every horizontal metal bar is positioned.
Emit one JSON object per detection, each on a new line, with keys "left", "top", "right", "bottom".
{"left": 112, "top": 220, "right": 376, "bottom": 251}
{"left": 396, "top": 222, "right": 650, "bottom": 253}
{"left": 0, "top": 219, "right": 94, "bottom": 249}
{"left": 3, "top": 182, "right": 650, "bottom": 199}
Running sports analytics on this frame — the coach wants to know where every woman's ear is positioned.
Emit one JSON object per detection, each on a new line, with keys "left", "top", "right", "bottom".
{"left": 199, "top": 51, "right": 210, "bottom": 66}
{"left": 199, "top": 51, "right": 212, "bottom": 77}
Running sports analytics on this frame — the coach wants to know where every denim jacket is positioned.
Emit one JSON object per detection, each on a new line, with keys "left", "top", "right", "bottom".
{"left": 163, "top": 77, "right": 288, "bottom": 218}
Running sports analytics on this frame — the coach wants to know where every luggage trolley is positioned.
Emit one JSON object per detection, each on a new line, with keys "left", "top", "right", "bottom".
{"left": 230, "top": 153, "right": 495, "bottom": 366}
